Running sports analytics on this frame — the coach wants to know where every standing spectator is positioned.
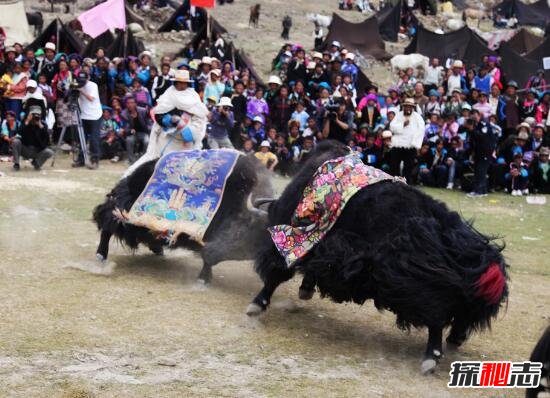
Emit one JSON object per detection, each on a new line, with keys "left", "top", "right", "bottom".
{"left": 466, "top": 113, "right": 497, "bottom": 197}
{"left": 151, "top": 63, "right": 172, "bottom": 102}
{"left": 37, "top": 42, "right": 57, "bottom": 82}
{"left": 247, "top": 87, "right": 269, "bottom": 123}
{"left": 389, "top": 98, "right": 425, "bottom": 183}
{"left": 530, "top": 146, "right": 550, "bottom": 193}
{"left": 76, "top": 71, "right": 103, "bottom": 169}
{"left": 445, "top": 60, "right": 467, "bottom": 96}
{"left": 203, "top": 69, "right": 225, "bottom": 105}
{"left": 424, "top": 58, "right": 443, "bottom": 93}
{"left": 207, "top": 97, "right": 234, "bottom": 149}
{"left": 290, "top": 101, "right": 309, "bottom": 132}
{"left": 281, "top": 16, "right": 292, "bottom": 40}
{"left": 497, "top": 80, "right": 520, "bottom": 138}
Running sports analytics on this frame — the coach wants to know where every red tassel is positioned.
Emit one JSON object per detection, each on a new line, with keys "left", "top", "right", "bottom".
{"left": 475, "top": 263, "right": 506, "bottom": 305}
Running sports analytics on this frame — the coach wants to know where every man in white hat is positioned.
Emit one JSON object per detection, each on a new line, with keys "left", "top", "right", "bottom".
{"left": 341, "top": 52, "right": 358, "bottom": 84}
{"left": 122, "top": 69, "right": 208, "bottom": 178}
{"left": 389, "top": 98, "right": 425, "bottom": 183}
{"left": 23, "top": 80, "right": 47, "bottom": 120}
{"left": 38, "top": 42, "right": 57, "bottom": 82}
{"left": 446, "top": 60, "right": 466, "bottom": 96}
{"left": 329, "top": 40, "right": 341, "bottom": 60}
{"left": 207, "top": 97, "right": 235, "bottom": 149}
{"left": 265, "top": 75, "right": 282, "bottom": 107}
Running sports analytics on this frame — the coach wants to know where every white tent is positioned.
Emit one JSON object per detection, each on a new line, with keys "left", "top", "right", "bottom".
{"left": 0, "top": 0, "right": 32, "bottom": 45}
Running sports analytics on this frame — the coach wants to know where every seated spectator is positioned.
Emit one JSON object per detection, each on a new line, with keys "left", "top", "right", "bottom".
{"left": 207, "top": 97, "right": 235, "bottom": 149}
{"left": 273, "top": 134, "right": 293, "bottom": 176}
{"left": 506, "top": 153, "right": 529, "bottom": 196}
{"left": 121, "top": 97, "right": 151, "bottom": 165}
{"left": 99, "top": 106, "right": 122, "bottom": 163}
{"left": 290, "top": 101, "right": 309, "bottom": 132}
{"left": 418, "top": 138, "right": 456, "bottom": 189}
{"left": 246, "top": 116, "right": 265, "bottom": 146}
{"left": 362, "top": 133, "right": 382, "bottom": 167}
{"left": 130, "top": 78, "right": 152, "bottom": 109}
{"left": 530, "top": 146, "right": 550, "bottom": 193}
{"left": 11, "top": 106, "right": 53, "bottom": 171}
{"left": 0, "top": 111, "right": 20, "bottom": 155}
{"left": 254, "top": 140, "right": 278, "bottom": 171}
{"left": 379, "top": 130, "right": 393, "bottom": 172}
{"left": 203, "top": 69, "right": 225, "bottom": 105}
{"left": 247, "top": 87, "right": 269, "bottom": 123}
{"left": 241, "top": 138, "right": 255, "bottom": 155}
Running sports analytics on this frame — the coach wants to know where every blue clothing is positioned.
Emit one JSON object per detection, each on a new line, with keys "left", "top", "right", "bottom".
{"left": 291, "top": 110, "right": 310, "bottom": 131}
{"left": 208, "top": 109, "right": 235, "bottom": 139}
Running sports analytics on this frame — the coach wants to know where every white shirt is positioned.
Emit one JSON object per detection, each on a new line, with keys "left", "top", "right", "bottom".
{"left": 447, "top": 74, "right": 462, "bottom": 96}
{"left": 425, "top": 65, "right": 443, "bottom": 86}
{"left": 78, "top": 81, "right": 102, "bottom": 120}
{"left": 389, "top": 111, "right": 426, "bottom": 149}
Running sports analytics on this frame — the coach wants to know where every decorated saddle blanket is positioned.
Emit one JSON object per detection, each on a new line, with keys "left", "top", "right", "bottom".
{"left": 127, "top": 149, "right": 241, "bottom": 244}
{"left": 269, "top": 153, "right": 405, "bottom": 267}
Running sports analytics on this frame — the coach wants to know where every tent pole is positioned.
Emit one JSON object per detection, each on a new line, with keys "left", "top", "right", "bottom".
{"left": 56, "top": 18, "right": 60, "bottom": 53}
{"left": 123, "top": 30, "right": 127, "bottom": 58}
{"left": 206, "top": 11, "right": 211, "bottom": 44}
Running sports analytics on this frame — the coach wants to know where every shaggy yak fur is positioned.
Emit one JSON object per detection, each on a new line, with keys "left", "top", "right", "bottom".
{"left": 247, "top": 140, "right": 509, "bottom": 373}
{"left": 93, "top": 154, "right": 271, "bottom": 283}
{"left": 526, "top": 326, "right": 550, "bottom": 398}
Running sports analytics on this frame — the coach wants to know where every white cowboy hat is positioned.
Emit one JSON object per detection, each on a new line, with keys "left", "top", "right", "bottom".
{"left": 312, "top": 51, "right": 323, "bottom": 59}
{"left": 345, "top": 53, "right": 355, "bottom": 61}
{"left": 170, "top": 69, "right": 193, "bottom": 83}
{"left": 331, "top": 40, "right": 341, "bottom": 48}
{"left": 217, "top": 97, "right": 233, "bottom": 107}
{"left": 138, "top": 50, "right": 152, "bottom": 60}
{"left": 403, "top": 98, "right": 416, "bottom": 107}
{"left": 260, "top": 140, "right": 271, "bottom": 147}
{"left": 210, "top": 69, "right": 221, "bottom": 77}
{"left": 452, "top": 60, "right": 463, "bottom": 68}
{"left": 382, "top": 130, "right": 393, "bottom": 139}
{"left": 26, "top": 80, "right": 37, "bottom": 89}
{"left": 268, "top": 75, "right": 282, "bottom": 85}
{"left": 200, "top": 56, "right": 212, "bottom": 65}
{"left": 44, "top": 42, "right": 56, "bottom": 51}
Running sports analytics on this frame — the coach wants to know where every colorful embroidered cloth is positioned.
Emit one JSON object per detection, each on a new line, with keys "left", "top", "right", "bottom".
{"left": 127, "top": 149, "right": 241, "bottom": 244}
{"left": 269, "top": 153, "right": 404, "bottom": 267}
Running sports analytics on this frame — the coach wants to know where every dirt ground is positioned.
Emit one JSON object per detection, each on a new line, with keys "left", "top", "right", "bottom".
{"left": 0, "top": 155, "right": 549, "bottom": 397}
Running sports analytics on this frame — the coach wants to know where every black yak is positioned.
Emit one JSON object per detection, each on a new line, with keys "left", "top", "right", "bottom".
{"left": 93, "top": 153, "right": 271, "bottom": 283}
{"left": 246, "top": 141, "right": 509, "bottom": 374}
{"left": 526, "top": 326, "right": 550, "bottom": 398}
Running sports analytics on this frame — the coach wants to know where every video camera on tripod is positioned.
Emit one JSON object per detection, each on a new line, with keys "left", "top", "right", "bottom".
{"left": 52, "top": 72, "right": 91, "bottom": 167}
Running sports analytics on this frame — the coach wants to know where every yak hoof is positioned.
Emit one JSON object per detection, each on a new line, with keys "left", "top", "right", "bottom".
{"left": 96, "top": 253, "right": 106, "bottom": 263}
{"left": 421, "top": 359, "right": 437, "bottom": 375}
{"left": 298, "top": 288, "right": 314, "bottom": 300}
{"left": 246, "top": 302, "right": 264, "bottom": 317}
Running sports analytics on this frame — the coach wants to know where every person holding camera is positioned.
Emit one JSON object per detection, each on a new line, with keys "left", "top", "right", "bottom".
{"left": 207, "top": 97, "right": 235, "bottom": 149}
{"left": 321, "top": 99, "right": 354, "bottom": 143}
{"left": 75, "top": 71, "right": 102, "bottom": 169}
{"left": 11, "top": 105, "right": 53, "bottom": 171}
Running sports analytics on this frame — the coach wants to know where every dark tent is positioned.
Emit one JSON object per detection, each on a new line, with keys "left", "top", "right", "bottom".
{"left": 525, "top": 35, "right": 550, "bottom": 62}
{"left": 405, "top": 25, "right": 495, "bottom": 64}
{"left": 105, "top": 29, "right": 144, "bottom": 58}
{"left": 377, "top": 1, "right": 419, "bottom": 42}
{"left": 322, "top": 14, "right": 391, "bottom": 60}
{"left": 493, "top": 0, "right": 550, "bottom": 28}
{"left": 81, "top": 30, "right": 115, "bottom": 57}
{"left": 27, "top": 18, "right": 84, "bottom": 54}
{"left": 505, "top": 28, "right": 544, "bottom": 54}
{"left": 377, "top": 2, "right": 402, "bottom": 42}
{"left": 499, "top": 42, "right": 549, "bottom": 86}
{"left": 158, "top": 0, "right": 207, "bottom": 32}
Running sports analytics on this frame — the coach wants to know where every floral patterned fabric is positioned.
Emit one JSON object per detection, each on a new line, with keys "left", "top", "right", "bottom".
{"left": 269, "top": 153, "right": 405, "bottom": 267}
{"left": 127, "top": 149, "right": 241, "bottom": 245}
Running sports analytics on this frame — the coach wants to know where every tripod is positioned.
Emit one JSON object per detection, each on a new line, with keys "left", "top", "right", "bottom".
{"left": 51, "top": 102, "right": 90, "bottom": 167}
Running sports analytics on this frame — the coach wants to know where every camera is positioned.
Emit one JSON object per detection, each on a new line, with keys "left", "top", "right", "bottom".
{"left": 325, "top": 101, "right": 341, "bottom": 120}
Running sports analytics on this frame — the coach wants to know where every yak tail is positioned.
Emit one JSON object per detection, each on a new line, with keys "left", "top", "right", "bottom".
{"left": 474, "top": 263, "right": 506, "bottom": 305}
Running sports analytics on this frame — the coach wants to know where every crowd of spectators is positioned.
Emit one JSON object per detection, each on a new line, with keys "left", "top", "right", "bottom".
{"left": 0, "top": 28, "right": 548, "bottom": 196}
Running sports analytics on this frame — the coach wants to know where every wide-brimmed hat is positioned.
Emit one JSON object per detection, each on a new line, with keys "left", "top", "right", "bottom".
{"left": 540, "top": 147, "right": 550, "bottom": 156}
{"left": 210, "top": 69, "right": 221, "bottom": 77}
{"left": 345, "top": 53, "right": 355, "bottom": 61}
{"left": 26, "top": 80, "right": 37, "bottom": 89}
{"left": 200, "top": 56, "right": 212, "bottom": 65}
{"left": 268, "top": 75, "right": 282, "bottom": 85}
{"left": 253, "top": 116, "right": 263, "bottom": 124}
{"left": 517, "top": 131, "right": 529, "bottom": 140}
{"left": 307, "top": 62, "right": 316, "bottom": 70}
{"left": 452, "top": 60, "right": 463, "bottom": 68}
{"left": 516, "top": 122, "right": 531, "bottom": 132}
{"left": 260, "top": 140, "right": 270, "bottom": 147}
{"left": 218, "top": 97, "right": 233, "bottom": 107}
{"left": 403, "top": 98, "right": 416, "bottom": 107}
{"left": 139, "top": 50, "right": 152, "bottom": 60}
{"left": 312, "top": 51, "right": 323, "bottom": 59}
{"left": 5, "top": 46, "right": 16, "bottom": 54}
{"left": 382, "top": 130, "right": 393, "bottom": 139}
{"left": 44, "top": 42, "right": 56, "bottom": 51}
{"left": 170, "top": 69, "right": 193, "bottom": 83}
{"left": 331, "top": 40, "right": 341, "bottom": 48}
{"left": 507, "top": 80, "right": 519, "bottom": 89}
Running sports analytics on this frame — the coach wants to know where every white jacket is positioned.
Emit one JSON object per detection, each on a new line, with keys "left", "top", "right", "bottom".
{"left": 389, "top": 111, "right": 426, "bottom": 149}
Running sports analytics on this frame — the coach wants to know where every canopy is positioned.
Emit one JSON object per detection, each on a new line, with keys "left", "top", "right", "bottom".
{"left": 81, "top": 30, "right": 115, "bottom": 57}
{"left": 0, "top": 0, "right": 33, "bottom": 45}
{"left": 505, "top": 28, "right": 544, "bottom": 54}
{"left": 105, "top": 29, "right": 144, "bottom": 58}
{"left": 27, "top": 18, "right": 84, "bottom": 54}
{"left": 322, "top": 13, "right": 391, "bottom": 60}
{"left": 405, "top": 25, "right": 495, "bottom": 64}
{"left": 492, "top": 0, "right": 550, "bottom": 28}
{"left": 158, "top": 0, "right": 207, "bottom": 32}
